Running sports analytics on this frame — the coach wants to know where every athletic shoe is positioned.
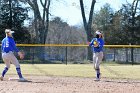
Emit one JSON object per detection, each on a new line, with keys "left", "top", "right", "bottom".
{"left": 18, "top": 77, "right": 28, "bottom": 82}
{"left": 97, "top": 73, "right": 101, "bottom": 78}
{"left": 94, "top": 78, "right": 100, "bottom": 81}
{"left": 94, "top": 73, "right": 101, "bottom": 81}
{"left": 0, "top": 76, "right": 3, "bottom": 81}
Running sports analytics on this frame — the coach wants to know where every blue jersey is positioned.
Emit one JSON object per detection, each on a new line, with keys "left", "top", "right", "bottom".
{"left": 89, "top": 38, "right": 104, "bottom": 53}
{"left": 1, "top": 36, "right": 19, "bottom": 53}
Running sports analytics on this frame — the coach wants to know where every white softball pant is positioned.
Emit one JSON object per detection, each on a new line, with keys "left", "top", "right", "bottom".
{"left": 2, "top": 51, "right": 20, "bottom": 68}
{"left": 93, "top": 51, "right": 103, "bottom": 69}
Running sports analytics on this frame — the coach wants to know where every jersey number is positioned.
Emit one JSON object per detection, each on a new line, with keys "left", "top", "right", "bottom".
{"left": 5, "top": 40, "right": 9, "bottom": 47}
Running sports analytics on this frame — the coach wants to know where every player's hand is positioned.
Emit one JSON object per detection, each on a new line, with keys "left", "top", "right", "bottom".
{"left": 87, "top": 42, "right": 91, "bottom": 45}
{"left": 18, "top": 51, "right": 25, "bottom": 59}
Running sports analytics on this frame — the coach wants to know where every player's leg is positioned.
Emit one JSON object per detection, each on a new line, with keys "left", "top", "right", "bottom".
{"left": 95, "top": 52, "right": 104, "bottom": 80}
{"left": 10, "top": 52, "right": 23, "bottom": 79}
{"left": 93, "top": 53, "right": 100, "bottom": 80}
{"left": 94, "top": 52, "right": 101, "bottom": 80}
{"left": 97, "top": 52, "right": 103, "bottom": 71}
{"left": 98, "top": 52, "right": 103, "bottom": 63}
{"left": 93, "top": 53, "right": 96, "bottom": 69}
{"left": 95, "top": 58, "right": 100, "bottom": 80}
{"left": 0, "top": 53, "right": 11, "bottom": 80}
{"left": 10, "top": 52, "right": 27, "bottom": 81}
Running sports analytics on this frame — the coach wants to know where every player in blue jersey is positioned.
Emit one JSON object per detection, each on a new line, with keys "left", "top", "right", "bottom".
{"left": 88, "top": 30, "right": 104, "bottom": 81}
{"left": 0, "top": 29, "right": 27, "bottom": 82}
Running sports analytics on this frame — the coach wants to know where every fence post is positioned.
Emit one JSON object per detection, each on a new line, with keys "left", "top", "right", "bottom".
{"left": 113, "top": 48, "right": 116, "bottom": 61}
{"left": 129, "top": 43, "right": 134, "bottom": 65}
{"left": 65, "top": 46, "right": 67, "bottom": 65}
{"left": 32, "top": 46, "right": 35, "bottom": 64}
{"left": 131, "top": 47, "right": 134, "bottom": 65}
{"left": 125, "top": 48, "right": 128, "bottom": 63}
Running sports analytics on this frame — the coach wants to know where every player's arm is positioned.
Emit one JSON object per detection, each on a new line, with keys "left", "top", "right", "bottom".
{"left": 10, "top": 38, "right": 19, "bottom": 52}
{"left": 88, "top": 38, "right": 95, "bottom": 46}
{"left": 1, "top": 41, "right": 3, "bottom": 51}
{"left": 10, "top": 38, "right": 24, "bottom": 59}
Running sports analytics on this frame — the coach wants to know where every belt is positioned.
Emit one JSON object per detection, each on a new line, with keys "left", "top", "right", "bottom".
{"left": 2, "top": 51, "right": 12, "bottom": 53}
{"left": 94, "top": 51, "right": 103, "bottom": 53}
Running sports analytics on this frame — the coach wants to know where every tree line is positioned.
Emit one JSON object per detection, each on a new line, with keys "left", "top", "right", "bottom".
{"left": 0, "top": 0, "right": 139, "bottom": 62}
{"left": 0, "top": 0, "right": 139, "bottom": 45}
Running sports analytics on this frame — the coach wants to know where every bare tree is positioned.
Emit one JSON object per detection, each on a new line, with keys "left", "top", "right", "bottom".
{"left": 23, "top": 0, "right": 51, "bottom": 61}
{"left": 79, "top": 0, "right": 96, "bottom": 60}
{"left": 25, "top": 0, "right": 50, "bottom": 44}
{"left": 130, "top": 0, "right": 139, "bottom": 64}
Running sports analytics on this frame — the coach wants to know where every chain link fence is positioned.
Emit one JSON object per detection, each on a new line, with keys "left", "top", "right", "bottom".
{"left": 0, "top": 44, "right": 140, "bottom": 64}
{"left": 104, "top": 47, "right": 140, "bottom": 63}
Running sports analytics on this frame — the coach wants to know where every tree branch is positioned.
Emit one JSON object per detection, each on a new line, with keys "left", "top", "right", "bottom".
{"left": 40, "top": 0, "right": 47, "bottom": 22}
{"left": 79, "top": 0, "right": 88, "bottom": 30}
{"left": 25, "top": 0, "right": 35, "bottom": 10}
{"left": 134, "top": 0, "right": 139, "bottom": 15}
{"left": 88, "top": 0, "right": 96, "bottom": 26}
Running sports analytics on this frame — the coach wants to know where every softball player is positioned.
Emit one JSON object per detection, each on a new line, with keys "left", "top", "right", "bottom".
{"left": 88, "top": 30, "right": 104, "bottom": 81}
{"left": 0, "top": 29, "right": 27, "bottom": 82}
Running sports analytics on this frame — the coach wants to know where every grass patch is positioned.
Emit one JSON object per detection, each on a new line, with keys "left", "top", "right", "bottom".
{"left": 0, "top": 63, "right": 140, "bottom": 79}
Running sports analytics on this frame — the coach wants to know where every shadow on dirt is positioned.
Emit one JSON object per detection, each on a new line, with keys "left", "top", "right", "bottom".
{"left": 103, "top": 80, "right": 140, "bottom": 84}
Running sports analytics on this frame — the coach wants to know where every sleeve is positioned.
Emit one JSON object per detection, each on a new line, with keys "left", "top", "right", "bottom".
{"left": 1, "top": 40, "right": 4, "bottom": 51}
{"left": 89, "top": 38, "right": 96, "bottom": 46}
{"left": 10, "top": 38, "right": 19, "bottom": 52}
{"left": 1, "top": 41, "right": 3, "bottom": 51}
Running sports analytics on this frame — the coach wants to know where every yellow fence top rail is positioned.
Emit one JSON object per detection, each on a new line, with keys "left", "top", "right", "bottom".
{"left": 0, "top": 44, "right": 140, "bottom": 48}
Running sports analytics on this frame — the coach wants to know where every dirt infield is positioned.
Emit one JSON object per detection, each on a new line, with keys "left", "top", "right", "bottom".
{"left": 0, "top": 75, "right": 140, "bottom": 93}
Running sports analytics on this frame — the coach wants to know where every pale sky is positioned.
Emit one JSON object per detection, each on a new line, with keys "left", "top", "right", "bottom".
{"left": 50, "top": 0, "right": 133, "bottom": 26}
{"left": 26, "top": 0, "right": 133, "bottom": 26}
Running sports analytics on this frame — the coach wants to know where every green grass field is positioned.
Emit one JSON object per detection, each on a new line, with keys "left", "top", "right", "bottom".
{"left": 0, "top": 63, "right": 140, "bottom": 79}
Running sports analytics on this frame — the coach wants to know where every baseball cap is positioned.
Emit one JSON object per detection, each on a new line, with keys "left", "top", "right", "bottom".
{"left": 95, "top": 30, "right": 102, "bottom": 35}
{"left": 5, "top": 29, "right": 14, "bottom": 33}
